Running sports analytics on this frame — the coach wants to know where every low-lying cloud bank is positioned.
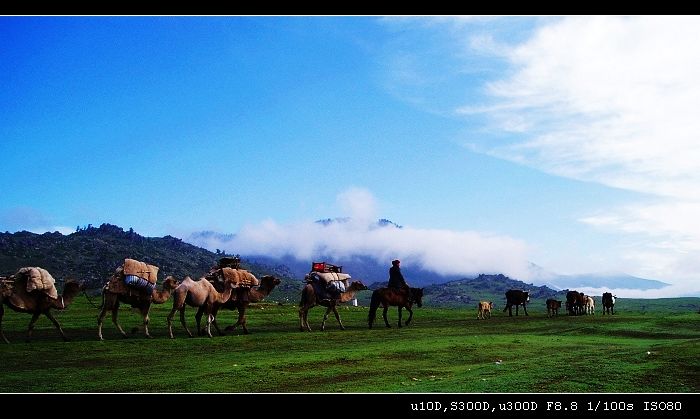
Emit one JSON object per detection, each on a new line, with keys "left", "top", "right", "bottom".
{"left": 190, "top": 217, "right": 533, "bottom": 281}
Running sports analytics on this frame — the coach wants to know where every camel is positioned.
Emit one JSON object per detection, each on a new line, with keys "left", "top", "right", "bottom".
{"left": 196, "top": 274, "right": 280, "bottom": 335}
{"left": 1, "top": 274, "right": 83, "bottom": 343}
{"left": 299, "top": 280, "right": 368, "bottom": 332}
{"left": 97, "top": 271, "right": 179, "bottom": 340}
{"left": 167, "top": 275, "right": 237, "bottom": 338}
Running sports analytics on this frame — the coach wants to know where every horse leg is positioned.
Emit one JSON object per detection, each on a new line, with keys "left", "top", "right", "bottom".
{"left": 26, "top": 312, "right": 41, "bottom": 342}
{"left": 382, "top": 304, "right": 391, "bottom": 328}
{"left": 45, "top": 310, "right": 69, "bottom": 341}
{"left": 397, "top": 306, "right": 403, "bottom": 328}
{"left": 0, "top": 304, "right": 8, "bottom": 343}
{"left": 321, "top": 306, "right": 332, "bottom": 331}
{"left": 405, "top": 306, "right": 414, "bottom": 326}
{"left": 332, "top": 305, "right": 345, "bottom": 330}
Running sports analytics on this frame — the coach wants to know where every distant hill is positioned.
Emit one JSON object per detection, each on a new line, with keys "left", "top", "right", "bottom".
{"left": 0, "top": 224, "right": 295, "bottom": 290}
{"left": 417, "top": 273, "right": 561, "bottom": 307}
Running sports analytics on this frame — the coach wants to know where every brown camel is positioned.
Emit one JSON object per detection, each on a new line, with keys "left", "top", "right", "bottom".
{"left": 197, "top": 274, "right": 280, "bottom": 335}
{"left": 97, "top": 270, "right": 179, "bottom": 340}
{"left": 1, "top": 274, "right": 83, "bottom": 343}
{"left": 167, "top": 275, "right": 237, "bottom": 338}
{"left": 299, "top": 280, "right": 368, "bottom": 332}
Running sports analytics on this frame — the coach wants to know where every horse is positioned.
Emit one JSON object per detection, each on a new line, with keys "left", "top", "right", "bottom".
{"left": 367, "top": 287, "right": 423, "bottom": 329}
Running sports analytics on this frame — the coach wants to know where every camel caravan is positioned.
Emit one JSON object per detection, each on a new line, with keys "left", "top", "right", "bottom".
{"left": 1, "top": 255, "right": 626, "bottom": 344}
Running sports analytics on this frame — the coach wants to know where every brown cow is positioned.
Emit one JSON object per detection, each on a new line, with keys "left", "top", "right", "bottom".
{"left": 545, "top": 299, "right": 562, "bottom": 317}
{"left": 477, "top": 301, "right": 493, "bottom": 319}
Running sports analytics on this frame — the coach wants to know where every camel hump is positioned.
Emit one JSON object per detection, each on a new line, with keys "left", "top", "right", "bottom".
{"left": 219, "top": 267, "right": 259, "bottom": 287}
{"left": 123, "top": 258, "right": 159, "bottom": 284}
{"left": 17, "top": 267, "right": 58, "bottom": 299}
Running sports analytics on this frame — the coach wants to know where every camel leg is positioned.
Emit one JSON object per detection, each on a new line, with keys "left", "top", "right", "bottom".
{"left": 45, "top": 310, "right": 69, "bottom": 341}
{"left": 205, "top": 311, "right": 213, "bottom": 338}
{"left": 209, "top": 306, "right": 224, "bottom": 336}
{"left": 26, "top": 312, "right": 41, "bottom": 342}
{"left": 166, "top": 307, "right": 177, "bottom": 339}
{"left": 298, "top": 307, "right": 305, "bottom": 332}
{"left": 97, "top": 304, "right": 108, "bottom": 341}
{"left": 111, "top": 305, "right": 128, "bottom": 338}
{"left": 0, "top": 304, "right": 9, "bottom": 344}
{"left": 382, "top": 305, "right": 391, "bottom": 328}
{"left": 140, "top": 307, "right": 153, "bottom": 338}
{"left": 397, "top": 306, "right": 403, "bottom": 328}
{"left": 237, "top": 305, "right": 249, "bottom": 335}
{"left": 300, "top": 306, "right": 312, "bottom": 332}
{"left": 405, "top": 306, "right": 414, "bottom": 325}
{"left": 195, "top": 306, "right": 206, "bottom": 336}
{"left": 304, "top": 308, "right": 311, "bottom": 332}
{"left": 179, "top": 307, "right": 193, "bottom": 338}
{"left": 332, "top": 305, "right": 345, "bottom": 330}
{"left": 321, "top": 306, "right": 332, "bottom": 331}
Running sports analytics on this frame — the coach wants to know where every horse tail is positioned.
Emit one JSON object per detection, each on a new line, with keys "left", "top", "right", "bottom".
{"left": 368, "top": 289, "right": 381, "bottom": 328}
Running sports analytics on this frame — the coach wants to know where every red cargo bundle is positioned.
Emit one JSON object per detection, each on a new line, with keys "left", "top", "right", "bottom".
{"left": 311, "top": 262, "right": 342, "bottom": 273}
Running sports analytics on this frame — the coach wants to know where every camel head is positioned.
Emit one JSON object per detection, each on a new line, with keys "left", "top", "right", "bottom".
{"left": 261, "top": 275, "right": 281, "bottom": 286}
{"left": 0, "top": 279, "right": 13, "bottom": 297}
{"left": 163, "top": 276, "right": 180, "bottom": 290}
{"left": 63, "top": 280, "right": 85, "bottom": 294}
{"left": 349, "top": 281, "right": 369, "bottom": 291}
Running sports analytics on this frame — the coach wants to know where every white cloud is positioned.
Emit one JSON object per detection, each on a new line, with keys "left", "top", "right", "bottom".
{"left": 191, "top": 188, "right": 532, "bottom": 280}
{"left": 460, "top": 16, "right": 700, "bottom": 291}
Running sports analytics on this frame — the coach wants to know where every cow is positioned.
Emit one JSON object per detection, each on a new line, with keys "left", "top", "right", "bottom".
{"left": 584, "top": 296, "right": 595, "bottom": 315}
{"left": 566, "top": 290, "right": 586, "bottom": 315}
{"left": 545, "top": 299, "right": 562, "bottom": 317}
{"left": 477, "top": 301, "right": 493, "bottom": 319}
{"left": 503, "top": 289, "right": 529, "bottom": 317}
{"left": 602, "top": 292, "right": 616, "bottom": 315}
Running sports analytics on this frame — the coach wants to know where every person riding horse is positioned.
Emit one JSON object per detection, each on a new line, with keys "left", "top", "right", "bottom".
{"left": 388, "top": 259, "right": 409, "bottom": 297}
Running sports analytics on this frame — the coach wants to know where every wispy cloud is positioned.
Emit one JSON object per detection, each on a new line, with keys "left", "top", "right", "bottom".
{"left": 473, "top": 16, "right": 700, "bottom": 198}
{"left": 459, "top": 16, "right": 700, "bottom": 289}
{"left": 190, "top": 188, "right": 532, "bottom": 280}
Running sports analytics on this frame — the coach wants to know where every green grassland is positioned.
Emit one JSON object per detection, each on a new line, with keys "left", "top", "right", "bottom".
{"left": 0, "top": 296, "right": 698, "bottom": 393}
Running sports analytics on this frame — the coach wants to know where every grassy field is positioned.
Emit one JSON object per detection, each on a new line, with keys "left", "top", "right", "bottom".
{"left": 0, "top": 296, "right": 698, "bottom": 393}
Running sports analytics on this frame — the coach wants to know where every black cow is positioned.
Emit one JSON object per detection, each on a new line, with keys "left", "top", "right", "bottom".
{"left": 602, "top": 292, "right": 616, "bottom": 315}
{"left": 503, "top": 289, "right": 529, "bottom": 316}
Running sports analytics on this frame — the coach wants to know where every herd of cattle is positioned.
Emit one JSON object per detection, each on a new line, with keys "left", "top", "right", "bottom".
{"left": 477, "top": 290, "right": 617, "bottom": 319}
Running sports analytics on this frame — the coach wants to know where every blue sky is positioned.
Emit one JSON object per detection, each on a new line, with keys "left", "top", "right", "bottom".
{"left": 2, "top": 16, "right": 700, "bottom": 297}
